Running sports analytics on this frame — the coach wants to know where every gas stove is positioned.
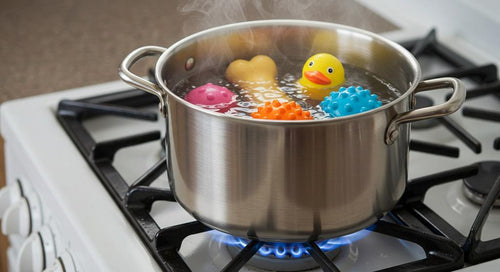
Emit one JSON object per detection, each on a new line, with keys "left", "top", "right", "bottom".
{"left": 1, "top": 2, "right": 500, "bottom": 272}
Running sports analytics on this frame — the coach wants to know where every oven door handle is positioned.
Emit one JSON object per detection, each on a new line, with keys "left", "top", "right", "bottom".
{"left": 385, "top": 77, "right": 466, "bottom": 144}
{"left": 119, "top": 46, "right": 168, "bottom": 117}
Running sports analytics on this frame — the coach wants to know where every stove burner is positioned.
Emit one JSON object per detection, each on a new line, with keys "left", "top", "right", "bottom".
{"left": 227, "top": 240, "right": 340, "bottom": 271}
{"left": 463, "top": 161, "right": 500, "bottom": 206}
{"left": 411, "top": 95, "right": 439, "bottom": 129}
{"left": 214, "top": 229, "right": 371, "bottom": 271}
{"left": 228, "top": 237, "right": 341, "bottom": 259}
{"left": 225, "top": 237, "right": 341, "bottom": 271}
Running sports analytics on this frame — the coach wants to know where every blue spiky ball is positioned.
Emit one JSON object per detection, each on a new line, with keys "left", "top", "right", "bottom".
{"left": 320, "top": 86, "right": 382, "bottom": 117}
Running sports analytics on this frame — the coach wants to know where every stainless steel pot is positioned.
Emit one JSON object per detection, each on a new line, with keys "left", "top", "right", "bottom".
{"left": 119, "top": 20, "right": 465, "bottom": 242}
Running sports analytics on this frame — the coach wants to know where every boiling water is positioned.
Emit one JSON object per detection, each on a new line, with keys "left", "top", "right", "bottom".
{"left": 173, "top": 60, "right": 401, "bottom": 119}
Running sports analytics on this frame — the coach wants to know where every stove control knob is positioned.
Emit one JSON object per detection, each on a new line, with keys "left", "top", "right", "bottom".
{"left": 17, "top": 225, "right": 57, "bottom": 272}
{"left": 17, "top": 232, "right": 44, "bottom": 272}
{"left": 1, "top": 191, "right": 42, "bottom": 237}
{"left": 43, "top": 251, "right": 77, "bottom": 272}
{"left": 2, "top": 198, "right": 30, "bottom": 237}
{"left": 0, "top": 181, "right": 23, "bottom": 217}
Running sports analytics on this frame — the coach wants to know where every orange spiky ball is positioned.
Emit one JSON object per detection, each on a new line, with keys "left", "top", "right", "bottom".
{"left": 251, "top": 100, "right": 313, "bottom": 120}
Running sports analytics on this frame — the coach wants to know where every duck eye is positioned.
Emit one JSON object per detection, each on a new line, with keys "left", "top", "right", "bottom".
{"left": 327, "top": 67, "right": 334, "bottom": 74}
{"left": 308, "top": 61, "right": 314, "bottom": 67}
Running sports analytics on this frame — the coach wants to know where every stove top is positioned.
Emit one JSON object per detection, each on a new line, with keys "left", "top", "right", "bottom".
{"left": 48, "top": 29, "right": 500, "bottom": 271}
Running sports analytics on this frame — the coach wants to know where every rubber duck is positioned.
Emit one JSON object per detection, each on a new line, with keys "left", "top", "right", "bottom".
{"left": 320, "top": 86, "right": 382, "bottom": 117}
{"left": 251, "top": 100, "right": 313, "bottom": 120}
{"left": 298, "top": 53, "right": 345, "bottom": 100}
{"left": 225, "top": 55, "right": 290, "bottom": 104}
{"left": 185, "top": 83, "right": 236, "bottom": 113}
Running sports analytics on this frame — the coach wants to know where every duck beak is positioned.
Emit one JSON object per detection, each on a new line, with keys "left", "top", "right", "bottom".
{"left": 304, "top": 70, "right": 331, "bottom": 85}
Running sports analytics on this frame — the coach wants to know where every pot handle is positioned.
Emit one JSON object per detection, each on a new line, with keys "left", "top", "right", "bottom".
{"left": 118, "top": 46, "right": 168, "bottom": 117}
{"left": 385, "top": 77, "right": 465, "bottom": 145}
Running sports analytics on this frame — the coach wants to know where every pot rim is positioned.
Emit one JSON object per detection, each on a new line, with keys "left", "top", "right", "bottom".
{"left": 155, "top": 19, "right": 421, "bottom": 124}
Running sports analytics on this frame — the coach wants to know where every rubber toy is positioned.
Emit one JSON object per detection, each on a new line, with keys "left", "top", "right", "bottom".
{"left": 320, "top": 86, "right": 382, "bottom": 117}
{"left": 184, "top": 83, "right": 236, "bottom": 112}
{"left": 251, "top": 100, "right": 313, "bottom": 120}
{"left": 298, "top": 53, "right": 345, "bottom": 100}
{"left": 225, "top": 55, "right": 290, "bottom": 104}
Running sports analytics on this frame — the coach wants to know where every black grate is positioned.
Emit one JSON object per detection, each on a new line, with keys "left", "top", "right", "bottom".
{"left": 399, "top": 29, "right": 500, "bottom": 264}
{"left": 394, "top": 164, "right": 500, "bottom": 264}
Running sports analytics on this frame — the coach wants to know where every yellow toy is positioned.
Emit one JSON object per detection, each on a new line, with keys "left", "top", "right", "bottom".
{"left": 298, "top": 53, "right": 345, "bottom": 100}
{"left": 225, "top": 55, "right": 290, "bottom": 104}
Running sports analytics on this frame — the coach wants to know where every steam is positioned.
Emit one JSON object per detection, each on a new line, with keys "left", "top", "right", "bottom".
{"left": 174, "top": 0, "right": 394, "bottom": 94}
{"left": 176, "top": 0, "right": 339, "bottom": 68}
{"left": 178, "top": 0, "right": 320, "bottom": 35}
{"left": 177, "top": 0, "right": 396, "bottom": 37}
{"left": 178, "top": 0, "right": 247, "bottom": 35}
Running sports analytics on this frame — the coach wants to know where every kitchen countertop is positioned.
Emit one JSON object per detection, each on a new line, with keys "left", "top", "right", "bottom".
{"left": 0, "top": 1, "right": 396, "bottom": 271}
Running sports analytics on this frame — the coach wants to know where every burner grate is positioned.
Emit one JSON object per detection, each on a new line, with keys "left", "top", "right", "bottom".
{"left": 399, "top": 30, "right": 500, "bottom": 264}
{"left": 395, "top": 163, "right": 500, "bottom": 264}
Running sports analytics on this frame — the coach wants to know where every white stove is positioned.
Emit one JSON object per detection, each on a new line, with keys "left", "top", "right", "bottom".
{"left": 1, "top": 1, "right": 499, "bottom": 271}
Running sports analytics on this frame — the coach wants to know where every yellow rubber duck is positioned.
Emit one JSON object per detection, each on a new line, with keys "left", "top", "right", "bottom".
{"left": 298, "top": 53, "right": 345, "bottom": 100}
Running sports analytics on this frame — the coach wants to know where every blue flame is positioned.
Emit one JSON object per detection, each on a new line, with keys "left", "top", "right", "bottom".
{"left": 213, "top": 225, "right": 373, "bottom": 259}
